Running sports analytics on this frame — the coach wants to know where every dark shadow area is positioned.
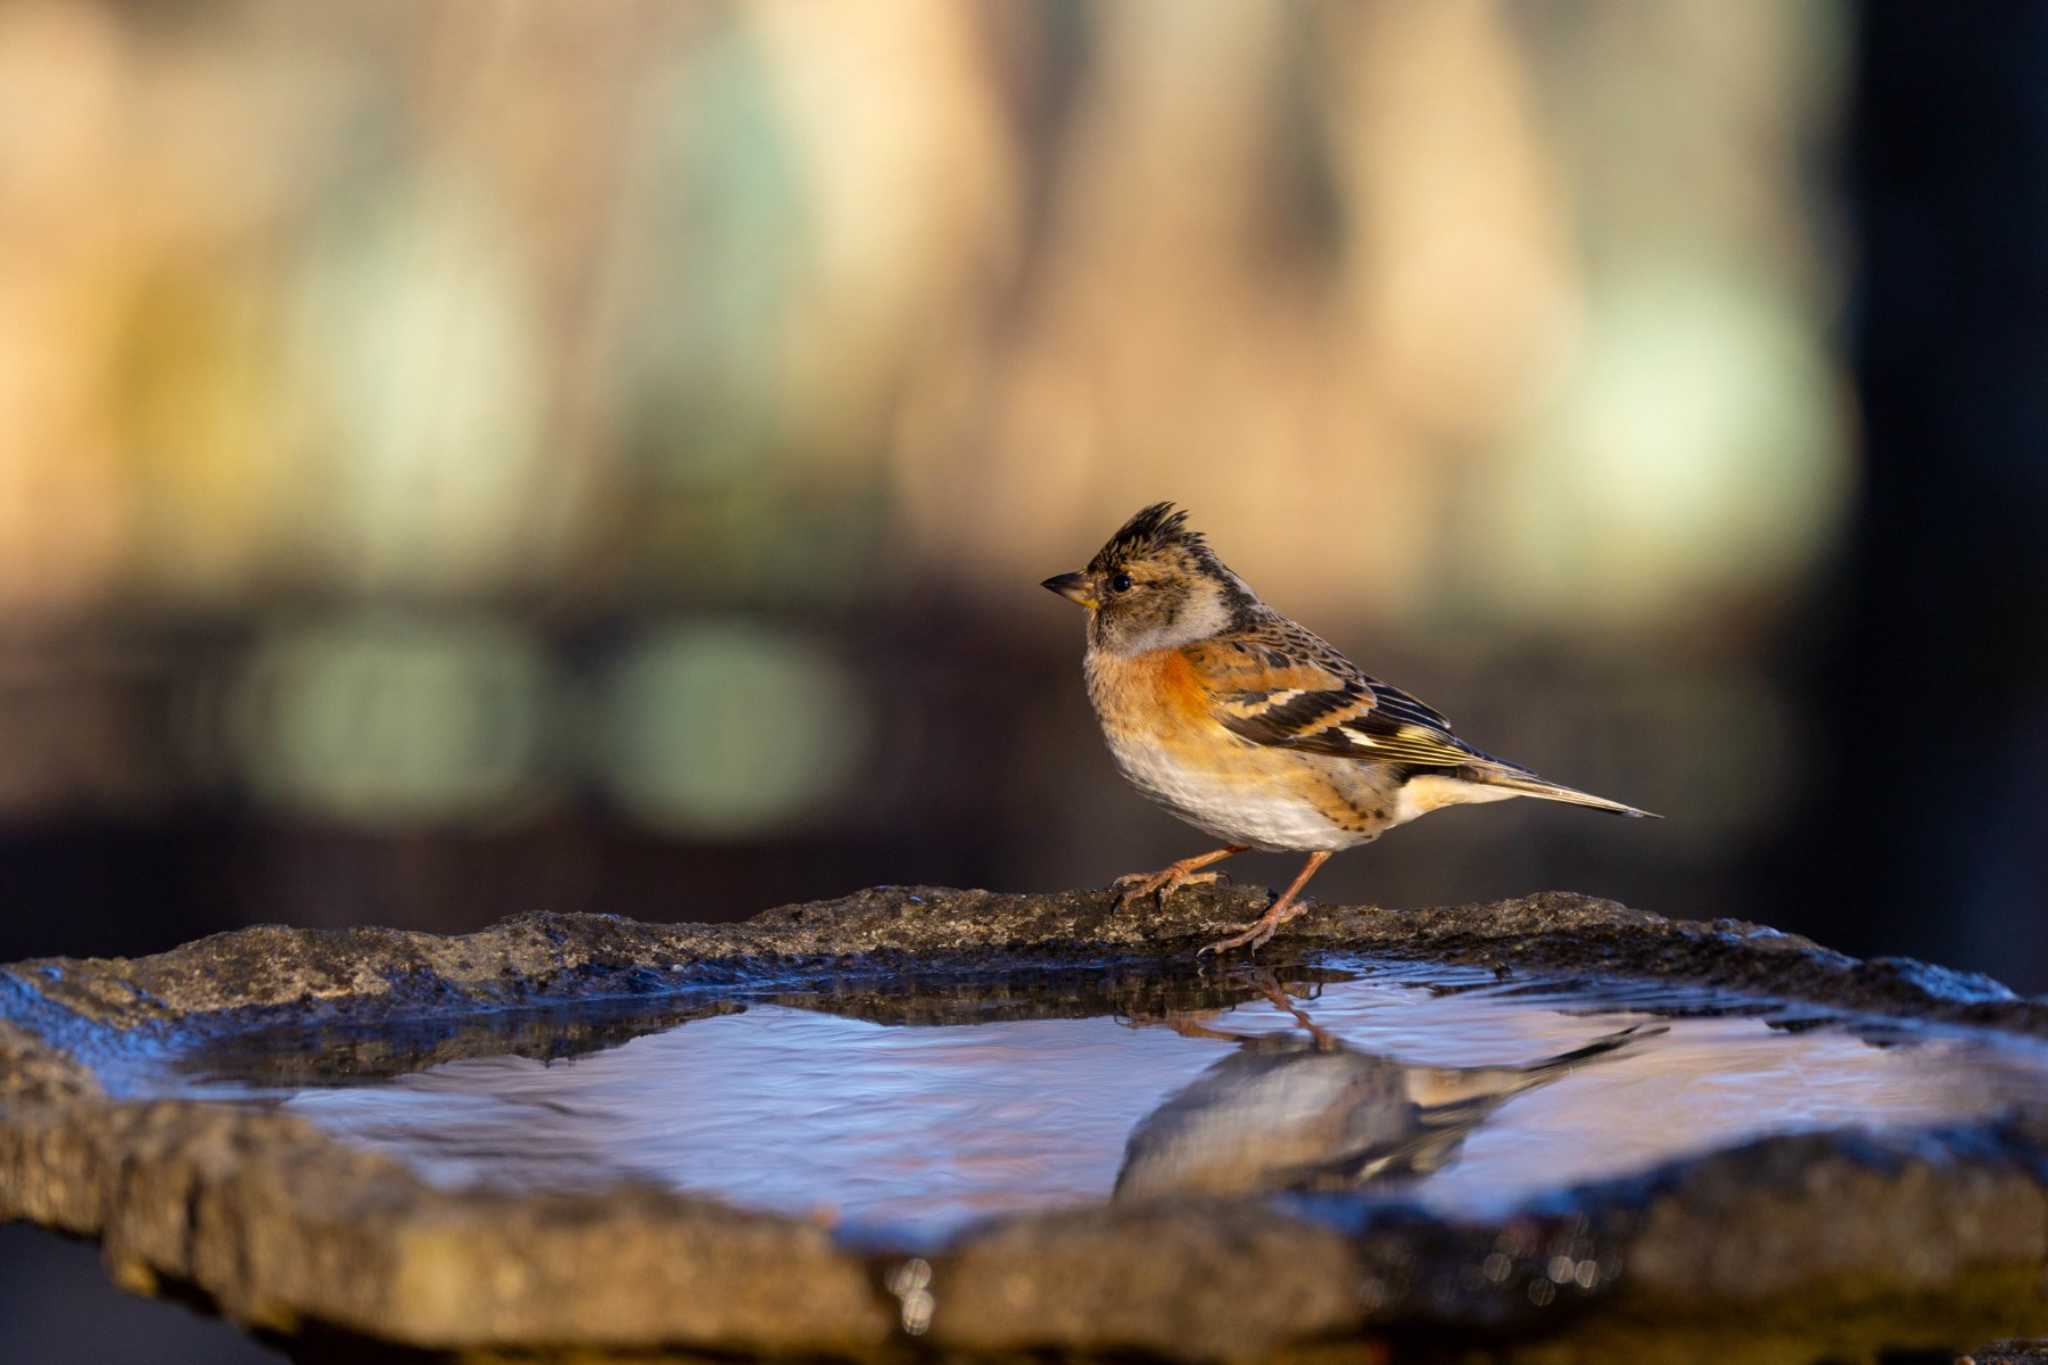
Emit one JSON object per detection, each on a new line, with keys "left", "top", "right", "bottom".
{"left": 0, "top": 1223, "right": 279, "bottom": 1365}
{"left": 1809, "top": 0, "right": 2048, "bottom": 991}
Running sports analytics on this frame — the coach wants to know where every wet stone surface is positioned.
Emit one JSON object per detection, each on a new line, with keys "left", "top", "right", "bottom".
{"left": 152, "top": 961, "right": 2047, "bottom": 1252}
{"left": 4, "top": 885, "right": 2048, "bottom": 1362}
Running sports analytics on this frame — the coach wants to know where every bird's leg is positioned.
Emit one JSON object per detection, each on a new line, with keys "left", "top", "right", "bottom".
{"left": 1112, "top": 844, "right": 1249, "bottom": 911}
{"left": 1198, "top": 851, "right": 1334, "bottom": 956}
{"left": 1249, "top": 969, "right": 1339, "bottom": 1050}
{"left": 1163, "top": 1011, "right": 1256, "bottom": 1043}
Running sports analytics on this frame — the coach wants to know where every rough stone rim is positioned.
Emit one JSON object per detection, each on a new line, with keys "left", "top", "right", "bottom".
{"left": 2, "top": 885, "right": 2046, "bottom": 1361}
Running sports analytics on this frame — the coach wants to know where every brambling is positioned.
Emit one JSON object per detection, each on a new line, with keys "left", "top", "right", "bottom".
{"left": 1042, "top": 503, "right": 1657, "bottom": 956}
{"left": 1116, "top": 977, "right": 1659, "bottom": 1199}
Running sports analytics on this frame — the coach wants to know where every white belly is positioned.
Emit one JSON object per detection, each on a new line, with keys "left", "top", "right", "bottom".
{"left": 1104, "top": 732, "right": 1369, "bottom": 853}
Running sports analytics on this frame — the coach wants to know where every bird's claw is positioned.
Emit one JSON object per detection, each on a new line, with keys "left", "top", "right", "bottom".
{"left": 1198, "top": 894, "right": 1304, "bottom": 956}
{"left": 1196, "top": 918, "right": 1276, "bottom": 957}
{"left": 1111, "top": 867, "right": 1225, "bottom": 912}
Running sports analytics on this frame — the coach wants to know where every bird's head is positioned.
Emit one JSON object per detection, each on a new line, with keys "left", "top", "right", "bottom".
{"left": 1041, "top": 502, "right": 1260, "bottom": 654}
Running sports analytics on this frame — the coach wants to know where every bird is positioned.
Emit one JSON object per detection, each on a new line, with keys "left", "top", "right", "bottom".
{"left": 1114, "top": 975, "right": 1660, "bottom": 1200}
{"left": 1041, "top": 502, "right": 1658, "bottom": 956}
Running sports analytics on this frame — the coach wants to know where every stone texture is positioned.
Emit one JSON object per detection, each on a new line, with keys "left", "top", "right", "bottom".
{"left": 1, "top": 885, "right": 2046, "bottom": 1362}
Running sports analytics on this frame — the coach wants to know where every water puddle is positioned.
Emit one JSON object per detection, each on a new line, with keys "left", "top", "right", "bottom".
{"left": 145, "top": 959, "right": 2048, "bottom": 1246}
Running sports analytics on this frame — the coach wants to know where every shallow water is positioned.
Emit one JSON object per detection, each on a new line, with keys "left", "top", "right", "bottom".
{"left": 154, "top": 959, "right": 2048, "bottom": 1245}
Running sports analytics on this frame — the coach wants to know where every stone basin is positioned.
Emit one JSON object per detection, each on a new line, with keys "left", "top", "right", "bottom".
{"left": 4, "top": 884, "right": 2048, "bottom": 1363}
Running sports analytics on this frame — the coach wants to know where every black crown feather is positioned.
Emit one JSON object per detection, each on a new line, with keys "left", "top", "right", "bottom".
{"left": 1090, "top": 501, "right": 1204, "bottom": 570}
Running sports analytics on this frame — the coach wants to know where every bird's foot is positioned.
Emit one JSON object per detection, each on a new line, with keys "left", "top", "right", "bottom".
{"left": 1112, "top": 864, "right": 1227, "bottom": 912}
{"left": 1197, "top": 899, "right": 1306, "bottom": 957}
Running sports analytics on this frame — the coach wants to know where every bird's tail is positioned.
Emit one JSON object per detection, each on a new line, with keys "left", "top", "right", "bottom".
{"left": 1522, "top": 1021, "right": 1669, "bottom": 1073}
{"left": 1402, "top": 1024, "right": 1668, "bottom": 1144}
{"left": 1477, "top": 770, "right": 1661, "bottom": 819}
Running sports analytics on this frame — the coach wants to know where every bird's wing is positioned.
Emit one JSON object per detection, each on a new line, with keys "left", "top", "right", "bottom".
{"left": 1182, "top": 623, "right": 1517, "bottom": 771}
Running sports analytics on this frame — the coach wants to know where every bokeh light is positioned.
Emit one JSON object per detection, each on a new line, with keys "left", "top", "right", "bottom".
{"left": 0, "top": 1, "right": 1878, "bottom": 961}
{"left": 598, "top": 622, "right": 868, "bottom": 836}
{"left": 233, "top": 612, "right": 550, "bottom": 826}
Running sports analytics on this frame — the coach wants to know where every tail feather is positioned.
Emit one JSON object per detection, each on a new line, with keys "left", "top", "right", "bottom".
{"left": 1480, "top": 771, "right": 1660, "bottom": 819}
{"left": 1407, "top": 1023, "right": 1665, "bottom": 1113}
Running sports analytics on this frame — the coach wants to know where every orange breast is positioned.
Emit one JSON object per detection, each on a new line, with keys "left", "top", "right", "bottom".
{"left": 1086, "top": 645, "right": 1387, "bottom": 850}
{"left": 1090, "top": 647, "right": 1214, "bottom": 743}
{"left": 1149, "top": 649, "right": 1215, "bottom": 725}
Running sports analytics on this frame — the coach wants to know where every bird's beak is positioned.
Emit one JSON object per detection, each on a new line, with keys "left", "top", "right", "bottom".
{"left": 1041, "top": 571, "right": 1098, "bottom": 609}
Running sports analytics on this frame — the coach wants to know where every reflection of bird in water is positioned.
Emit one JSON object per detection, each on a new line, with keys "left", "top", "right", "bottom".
{"left": 1114, "top": 978, "right": 1661, "bottom": 1201}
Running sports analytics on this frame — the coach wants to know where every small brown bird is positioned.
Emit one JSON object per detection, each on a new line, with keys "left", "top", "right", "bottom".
{"left": 1043, "top": 503, "right": 1657, "bottom": 955}
{"left": 1115, "top": 979, "right": 1660, "bottom": 1200}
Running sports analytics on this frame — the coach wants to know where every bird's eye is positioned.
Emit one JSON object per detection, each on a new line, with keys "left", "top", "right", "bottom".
{"left": 1110, "top": 572, "right": 1134, "bottom": 593}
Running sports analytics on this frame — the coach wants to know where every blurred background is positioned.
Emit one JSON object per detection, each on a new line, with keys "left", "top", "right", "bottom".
{"left": 5, "top": 1, "right": 2048, "bottom": 1358}
{"left": 1, "top": 0, "right": 2044, "bottom": 1054}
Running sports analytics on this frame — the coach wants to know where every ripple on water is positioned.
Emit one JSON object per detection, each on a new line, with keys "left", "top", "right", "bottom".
{"left": 152, "top": 957, "right": 2048, "bottom": 1246}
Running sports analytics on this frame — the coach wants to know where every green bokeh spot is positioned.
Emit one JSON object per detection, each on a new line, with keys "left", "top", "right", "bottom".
{"left": 600, "top": 622, "right": 867, "bottom": 835}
